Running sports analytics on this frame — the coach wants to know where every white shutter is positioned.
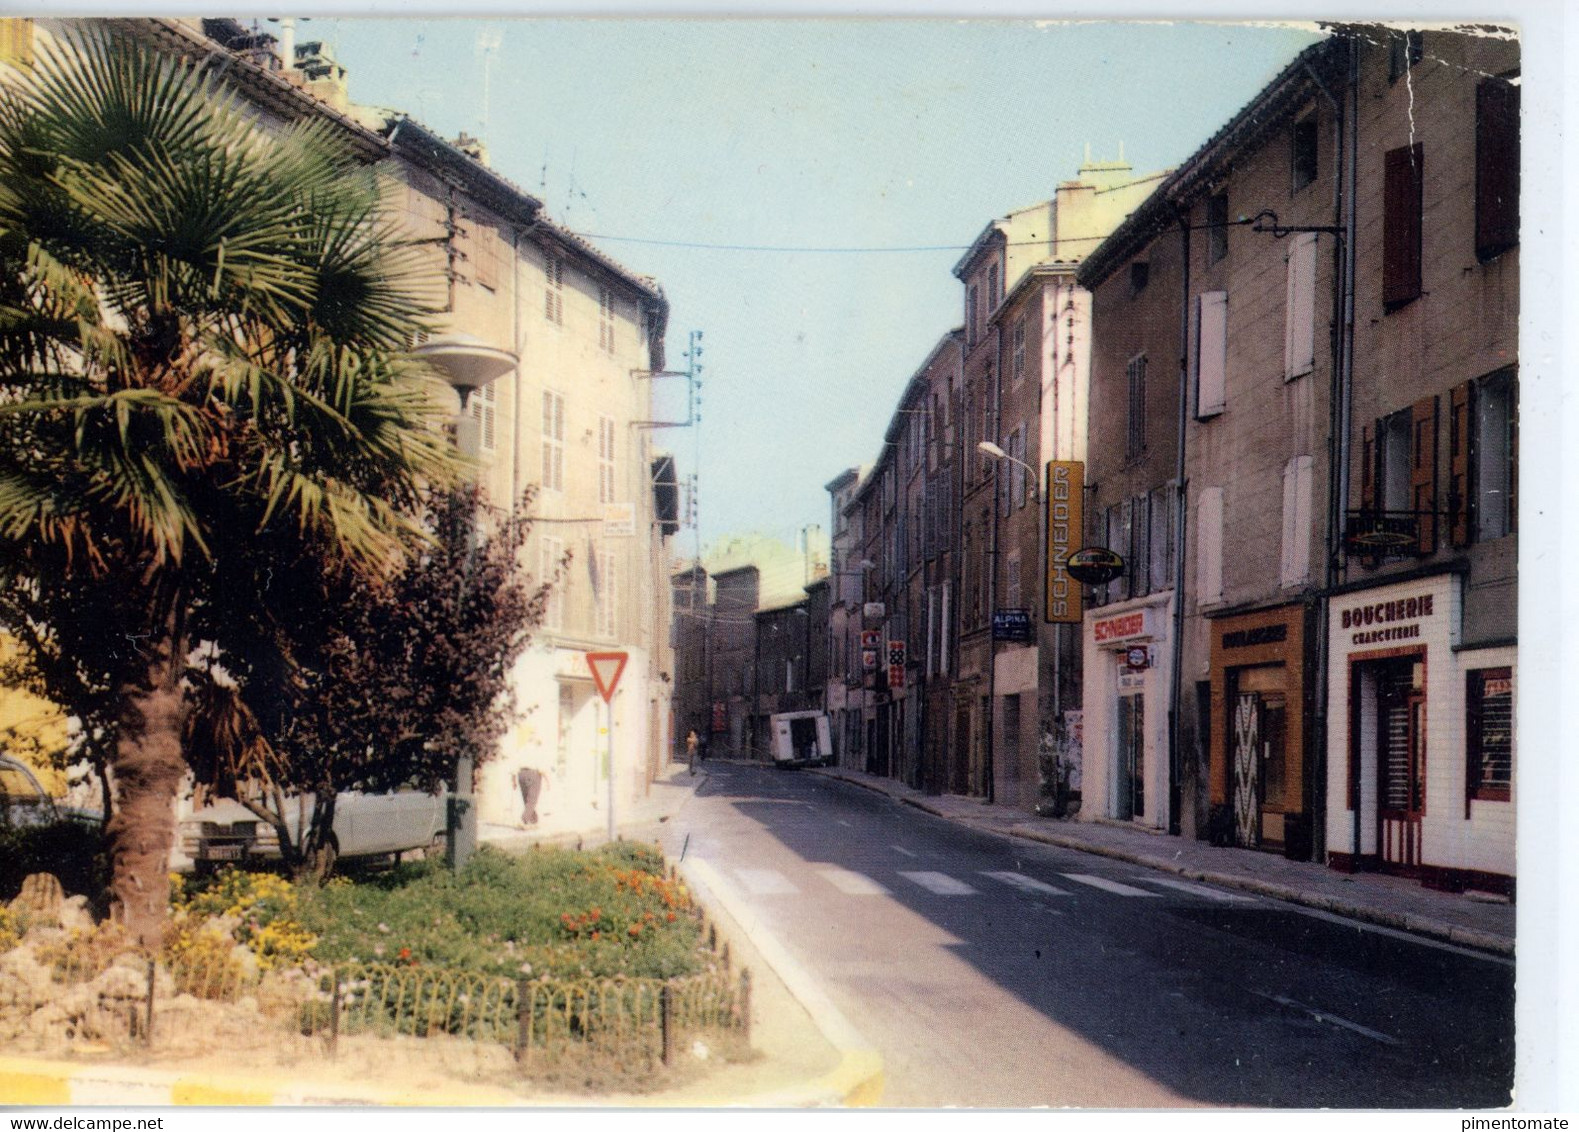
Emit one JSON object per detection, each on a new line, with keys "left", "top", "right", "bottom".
{"left": 1197, "top": 486, "right": 1224, "bottom": 605}
{"left": 1196, "top": 291, "right": 1228, "bottom": 418}
{"left": 1280, "top": 455, "right": 1315, "bottom": 587}
{"left": 1284, "top": 234, "right": 1317, "bottom": 380}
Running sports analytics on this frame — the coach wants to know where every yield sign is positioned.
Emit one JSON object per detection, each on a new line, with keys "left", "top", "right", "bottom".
{"left": 585, "top": 651, "right": 629, "bottom": 703}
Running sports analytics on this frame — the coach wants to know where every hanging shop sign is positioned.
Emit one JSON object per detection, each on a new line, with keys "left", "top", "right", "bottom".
{"left": 1044, "top": 461, "right": 1085, "bottom": 625}
{"left": 992, "top": 609, "right": 1034, "bottom": 642}
{"left": 887, "top": 640, "right": 906, "bottom": 689}
{"left": 1342, "top": 510, "right": 1421, "bottom": 555}
{"left": 1066, "top": 546, "right": 1125, "bottom": 586}
{"left": 1125, "top": 645, "right": 1152, "bottom": 669}
{"left": 860, "top": 629, "right": 882, "bottom": 650}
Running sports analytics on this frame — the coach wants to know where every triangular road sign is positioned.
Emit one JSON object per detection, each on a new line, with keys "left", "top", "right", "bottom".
{"left": 586, "top": 651, "right": 629, "bottom": 703}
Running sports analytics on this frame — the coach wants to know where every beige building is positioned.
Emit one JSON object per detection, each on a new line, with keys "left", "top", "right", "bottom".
{"left": 8, "top": 17, "right": 682, "bottom": 838}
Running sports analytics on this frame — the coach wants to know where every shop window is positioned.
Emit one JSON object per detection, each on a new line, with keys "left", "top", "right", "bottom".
{"left": 1466, "top": 668, "right": 1512, "bottom": 804}
{"left": 1383, "top": 144, "right": 1424, "bottom": 310}
{"left": 1291, "top": 116, "right": 1319, "bottom": 193}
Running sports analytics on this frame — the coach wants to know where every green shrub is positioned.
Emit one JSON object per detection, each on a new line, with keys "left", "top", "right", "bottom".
{"left": 296, "top": 844, "right": 702, "bottom": 980}
{"left": 0, "top": 819, "right": 106, "bottom": 910}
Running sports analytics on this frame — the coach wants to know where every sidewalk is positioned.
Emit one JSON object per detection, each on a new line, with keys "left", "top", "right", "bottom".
{"left": 809, "top": 765, "right": 1515, "bottom": 957}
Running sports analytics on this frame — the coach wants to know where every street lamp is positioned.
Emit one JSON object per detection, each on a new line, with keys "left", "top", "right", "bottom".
{"left": 977, "top": 441, "right": 1040, "bottom": 498}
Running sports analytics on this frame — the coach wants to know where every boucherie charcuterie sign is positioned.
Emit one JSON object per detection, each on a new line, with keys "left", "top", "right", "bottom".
{"left": 1341, "top": 592, "right": 1435, "bottom": 646}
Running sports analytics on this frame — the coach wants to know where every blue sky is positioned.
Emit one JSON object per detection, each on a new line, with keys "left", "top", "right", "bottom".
{"left": 312, "top": 17, "right": 1326, "bottom": 551}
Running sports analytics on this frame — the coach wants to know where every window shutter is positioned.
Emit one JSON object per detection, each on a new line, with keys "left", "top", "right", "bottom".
{"left": 1411, "top": 395, "right": 1439, "bottom": 554}
{"left": 1508, "top": 376, "right": 1518, "bottom": 534}
{"left": 1196, "top": 487, "right": 1224, "bottom": 606}
{"left": 1383, "top": 144, "right": 1424, "bottom": 309}
{"left": 1360, "top": 424, "right": 1376, "bottom": 512}
{"left": 1195, "top": 291, "right": 1228, "bottom": 417}
{"left": 1284, "top": 233, "right": 1317, "bottom": 379}
{"left": 1476, "top": 79, "right": 1520, "bottom": 261}
{"left": 1449, "top": 381, "right": 1473, "bottom": 547}
{"left": 1281, "top": 455, "right": 1314, "bottom": 586}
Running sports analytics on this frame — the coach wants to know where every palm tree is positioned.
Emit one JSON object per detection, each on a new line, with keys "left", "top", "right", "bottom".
{"left": 0, "top": 29, "right": 457, "bottom": 947}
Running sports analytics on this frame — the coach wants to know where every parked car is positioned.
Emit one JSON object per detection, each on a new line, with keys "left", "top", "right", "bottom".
{"left": 180, "top": 787, "right": 448, "bottom": 870}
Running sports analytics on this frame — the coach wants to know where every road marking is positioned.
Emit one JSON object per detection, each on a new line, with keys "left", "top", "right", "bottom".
{"left": 1060, "top": 873, "right": 1160, "bottom": 897}
{"left": 817, "top": 868, "right": 889, "bottom": 896}
{"left": 1251, "top": 991, "right": 1402, "bottom": 1046}
{"left": 982, "top": 871, "right": 1070, "bottom": 897}
{"left": 1281, "top": 903, "right": 1515, "bottom": 967}
{"left": 835, "top": 819, "right": 852, "bottom": 828}
{"left": 899, "top": 871, "right": 978, "bottom": 896}
{"left": 1136, "top": 876, "right": 1257, "bottom": 903}
{"left": 890, "top": 845, "right": 916, "bottom": 857}
{"left": 733, "top": 868, "right": 800, "bottom": 896}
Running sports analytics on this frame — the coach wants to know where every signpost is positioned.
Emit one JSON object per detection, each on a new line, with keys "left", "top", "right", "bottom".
{"left": 586, "top": 651, "right": 628, "bottom": 843}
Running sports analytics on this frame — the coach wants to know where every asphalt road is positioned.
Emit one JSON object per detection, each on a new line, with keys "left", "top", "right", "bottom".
{"left": 662, "top": 760, "right": 1515, "bottom": 1109}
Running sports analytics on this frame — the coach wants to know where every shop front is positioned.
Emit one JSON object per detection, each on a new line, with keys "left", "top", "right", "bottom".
{"left": 1206, "top": 604, "right": 1314, "bottom": 859}
{"left": 1080, "top": 595, "right": 1173, "bottom": 830}
{"left": 1324, "top": 573, "right": 1515, "bottom": 896}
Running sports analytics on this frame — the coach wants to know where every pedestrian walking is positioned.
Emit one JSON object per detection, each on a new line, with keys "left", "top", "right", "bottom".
{"left": 686, "top": 728, "right": 699, "bottom": 775}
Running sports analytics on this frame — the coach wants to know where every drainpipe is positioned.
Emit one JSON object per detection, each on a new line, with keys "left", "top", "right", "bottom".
{"left": 1167, "top": 211, "right": 1191, "bottom": 837}
{"left": 1303, "top": 43, "right": 1356, "bottom": 865}
{"left": 1340, "top": 38, "right": 1361, "bottom": 866}
{"left": 984, "top": 301, "right": 1005, "bottom": 804}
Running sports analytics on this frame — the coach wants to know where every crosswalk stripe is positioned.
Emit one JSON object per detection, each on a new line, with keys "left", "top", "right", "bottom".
{"left": 1060, "top": 873, "right": 1160, "bottom": 897}
{"left": 900, "top": 870, "right": 978, "bottom": 896}
{"left": 1137, "top": 876, "right": 1257, "bottom": 903}
{"left": 733, "top": 868, "right": 800, "bottom": 896}
{"left": 982, "top": 871, "right": 1070, "bottom": 897}
{"left": 817, "top": 868, "right": 889, "bottom": 896}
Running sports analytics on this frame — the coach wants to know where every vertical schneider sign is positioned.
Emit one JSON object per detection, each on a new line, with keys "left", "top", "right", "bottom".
{"left": 1044, "top": 460, "right": 1084, "bottom": 624}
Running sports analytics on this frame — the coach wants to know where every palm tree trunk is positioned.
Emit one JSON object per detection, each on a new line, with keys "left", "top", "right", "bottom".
{"left": 106, "top": 620, "right": 186, "bottom": 950}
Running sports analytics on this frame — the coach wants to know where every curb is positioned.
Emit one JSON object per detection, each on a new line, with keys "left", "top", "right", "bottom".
{"left": 0, "top": 1056, "right": 532, "bottom": 1107}
{"left": 811, "top": 768, "right": 1514, "bottom": 960}
{"left": 676, "top": 856, "right": 884, "bottom": 1107}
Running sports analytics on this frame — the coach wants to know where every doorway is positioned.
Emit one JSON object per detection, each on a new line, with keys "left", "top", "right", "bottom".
{"left": 1375, "top": 657, "right": 1426, "bottom": 868}
{"left": 1116, "top": 689, "right": 1144, "bottom": 821}
{"left": 1229, "top": 666, "right": 1289, "bottom": 851}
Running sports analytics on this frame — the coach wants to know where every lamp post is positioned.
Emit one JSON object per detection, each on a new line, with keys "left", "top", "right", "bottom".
{"left": 978, "top": 441, "right": 1048, "bottom": 810}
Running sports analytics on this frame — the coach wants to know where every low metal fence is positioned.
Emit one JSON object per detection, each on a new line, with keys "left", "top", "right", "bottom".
{"left": 1, "top": 915, "right": 750, "bottom": 1074}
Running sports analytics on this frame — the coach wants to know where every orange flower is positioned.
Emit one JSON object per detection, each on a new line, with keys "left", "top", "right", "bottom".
{"left": 628, "top": 924, "right": 642, "bottom": 937}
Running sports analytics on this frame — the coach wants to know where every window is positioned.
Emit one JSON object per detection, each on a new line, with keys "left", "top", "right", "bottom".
{"left": 470, "top": 382, "right": 497, "bottom": 454}
{"left": 1383, "top": 144, "right": 1424, "bottom": 310}
{"left": 1148, "top": 483, "right": 1174, "bottom": 595}
{"left": 1466, "top": 668, "right": 1512, "bottom": 804}
{"left": 1280, "top": 455, "right": 1314, "bottom": 587}
{"left": 1196, "top": 486, "right": 1224, "bottom": 605}
{"left": 1130, "top": 494, "right": 1150, "bottom": 597}
{"left": 544, "top": 252, "right": 564, "bottom": 324}
{"left": 1126, "top": 354, "right": 1147, "bottom": 459}
{"left": 598, "top": 286, "right": 616, "bottom": 353}
{"left": 1284, "top": 233, "right": 1318, "bottom": 380}
{"left": 595, "top": 550, "right": 617, "bottom": 639}
{"left": 1194, "top": 291, "right": 1227, "bottom": 418}
{"left": 598, "top": 414, "right": 617, "bottom": 504}
{"left": 471, "top": 220, "right": 501, "bottom": 291}
{"left": 966, "top": 283, "right": 980, "bottom": 346}
{"left": 1452, "top": 370, "right": 1517, "bottom": 544}
{"left": 540, "top": 535, "right": 566, "bottom": 631}
{"left": 1128, "top": 260, "right": 1150, "bottom": 296}
{"left": 987, "top": 263, "right": 1000, "bottom": 307}
{"left": 1206, "top": 192, "right": 1229, "bottom": 264}
{"left": 1011, "top": 316, "right": 1026, "bottom": 386}
{"left": 1476, "top": 78, "right": 1520, "bottom": 261}
{"left": 1367, "top": 397, "right": 1439, "bottom": 555}
{"left": 1388, "top": 28, "right": 1424, "bottom": 82}
{"left": 542, "top": 390, "right": 565, "bottom": 491}
{"left": 1292, "top": 116, "right": 1319, "bottom": 193}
